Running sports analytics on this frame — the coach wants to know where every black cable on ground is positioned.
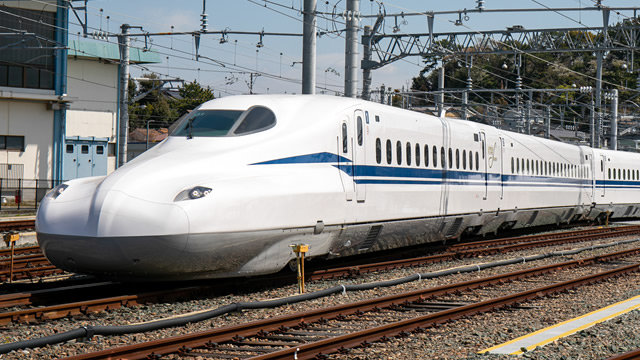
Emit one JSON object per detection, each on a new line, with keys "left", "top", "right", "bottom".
{"left": 1, "top": 238, "right": 637, "bottom": 354}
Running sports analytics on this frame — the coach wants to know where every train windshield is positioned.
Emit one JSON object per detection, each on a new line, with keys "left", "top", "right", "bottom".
{"left": 171, "top": 110, "right": 244, "bottom": 137}
{"left": 171, "top": 106, "right": 277, "bottom": 138}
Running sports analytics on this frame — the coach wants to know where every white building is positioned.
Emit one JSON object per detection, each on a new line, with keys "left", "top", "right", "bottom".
{"left": 65, "top": 40, "right": 160, "bottom": 179}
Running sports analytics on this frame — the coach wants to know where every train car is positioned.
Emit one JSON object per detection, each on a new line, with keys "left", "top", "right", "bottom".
{"left": 35, "top": 95, "right": 640, "bottom": 281}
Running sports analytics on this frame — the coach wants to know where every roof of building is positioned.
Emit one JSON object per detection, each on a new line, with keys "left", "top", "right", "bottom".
{"left": 129, "top": 128, "right": 169, "bottom": 143}
{"left": 67, "top": 40, "right": 162, "bottom": 64}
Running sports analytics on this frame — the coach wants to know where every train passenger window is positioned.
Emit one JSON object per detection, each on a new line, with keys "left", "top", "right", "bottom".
{"left": 397, "top": 141, "right": 402, "bottom": 165}
{"left": 608, "top": 168, "right": 611, "bottom": 179}
{"left": 375, "top": 138, "right": 381, "bottom": 164}
{"left": 618, "top": 169, "right": 621, "bottom": 180}
{"left": 406, "top": 142, "right": 412, "bottom": 166}
{"left": 536, "top": 161, "right": 539, "bottom": 175}
{"left": 601, "top": 160, "right": 603, "bottom": 172}
{"left": 475, "top": 152, "right": 479, "bottom": 171}
{"left": 463, "top": 150, "right": 467, "bottom": 170}
{"left": 234, "top": 106, "right": 277, "bottom": 135}
{"left": 521, "top": 159, "right": 525, "bottom": 174}
{"left": 66, "top": 144, "right": 73, "bottom": 153}
{"left": 623, "top": 169, "right": 626, "bottom": 180}
{"left": 628, "top": 169, "right": 631, "bottom": 180}
{"left": 514, "top": 158, "right": 518, "bottom": 174}
{"left": 526, "top": 159, "right": 530, "bottom": 174}
{"left": 356, "top": 116, "right": 363, "bottom": 146}
{"left": 448, "top": 148, "right": 453, "bottom": 169}
{"left": 455, "top": 149, "right": 460, "bottom": 169}
{"left": 433, "top": 146, "right": 438, "bottom": 168}
{"left": 469, "top": 150, "right": 473, "bottom": 171}
{"left": 415, "top": 144, "right": 421, "bottom": 167}
{"left": 425, "top": 145, "right": 429, "bottom": 167}
{"left": 81, "top": 145, "right": 89, "bottom": 154}
{"left": 441, "top": 146, "right": 446, "bottom": 168}
{"left": 342, "top": 123, "right": 348, "bottom": 153}
{"left": 637, "top": 170, "right": 639, "bottom": 180}
{"left": 386, "top": 140, "right": 392, "bottom": 165}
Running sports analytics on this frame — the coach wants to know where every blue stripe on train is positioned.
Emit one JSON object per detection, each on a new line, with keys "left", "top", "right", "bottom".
{"left": 253, "top": 152, "right": 640, "bottom": 189}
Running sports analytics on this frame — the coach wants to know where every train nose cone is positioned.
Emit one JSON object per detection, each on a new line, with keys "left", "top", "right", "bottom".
{"left": 37, "top": 189, "right": 190, "bottom": 279}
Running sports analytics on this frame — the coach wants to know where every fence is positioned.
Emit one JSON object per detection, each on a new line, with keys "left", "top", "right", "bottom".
{"left": 0, "top": 179, "right": 59, "bottom": 212}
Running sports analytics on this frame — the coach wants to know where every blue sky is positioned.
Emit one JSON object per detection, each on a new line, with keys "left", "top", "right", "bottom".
{"left": 71, "top": 0, "right": 638, "bottom": 97}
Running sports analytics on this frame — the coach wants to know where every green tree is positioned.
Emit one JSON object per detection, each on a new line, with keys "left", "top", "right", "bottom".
{"left": 171, "top": 80, "right": 215, "bottom": 117}
{"left": 128, "top": 75, "right": 215, "bottom": 130}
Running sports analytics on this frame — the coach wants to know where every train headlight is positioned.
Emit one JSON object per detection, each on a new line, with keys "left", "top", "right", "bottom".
{"left": 46, "top": 184, "right": 69, "bottom": 200}
{"left": 189, "top": 186, "right": 212, "bottom": 199}
{"left": 174, "top": 186, "right": 212, "bottom": 201}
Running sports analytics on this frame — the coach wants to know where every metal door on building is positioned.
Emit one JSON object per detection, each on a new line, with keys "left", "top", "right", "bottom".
{"left": 63, "top": 137, "right": 109, "bottom": 180}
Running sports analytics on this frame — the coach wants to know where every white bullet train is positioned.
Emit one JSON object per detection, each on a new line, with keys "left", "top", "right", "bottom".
{"left": 36, "top": 95, "right": 640, "bottom": 281}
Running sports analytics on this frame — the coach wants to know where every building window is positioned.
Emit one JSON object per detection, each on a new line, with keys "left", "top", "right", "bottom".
{"left": 0, "top": 7, "right": 55, "bottom": 90}
{"left": 81, "top": 145, "right": 89, "bottom": 154}
{"left": 96, "top": 145, "right": 104, "bottom": 155}
{"left": 0, "top": 136, "right": 25, "bottom": 151}
{"left": 66, "top": 144, "right": 74, "bottom": 153}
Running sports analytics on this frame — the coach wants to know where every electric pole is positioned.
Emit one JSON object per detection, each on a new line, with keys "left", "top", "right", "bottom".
{"left": 118, "top": 24, "right": 130, "bottom": 167}
{"left": 344, "top": 0, "right": 359, "bottom": 98}
{"left": 302, "top": 0, "right": 316, "bottom": 94}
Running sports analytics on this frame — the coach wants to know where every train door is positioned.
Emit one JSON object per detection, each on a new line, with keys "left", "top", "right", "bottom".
{"left": 479, "top": 132, "right": 488, "bottom": 200}
{"left": 338, "top": 118, "right": 354, "bottom": 201}
{"left": 438, "top": 118, "right": 450, "bottom": 217}
{"left": 499, "top": 137, "right": 505, "bottom": 200}
{"left": 353, "top": 110, "right": 366, "bottom": 202}
{"left": 596, "top": 154, "right": 607, "bottom": 198}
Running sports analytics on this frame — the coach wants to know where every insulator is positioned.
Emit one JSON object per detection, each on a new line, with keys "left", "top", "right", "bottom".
{"left": 200, "top": 13, "right": 208, "bottom": 32}
{"left": 476, "top": 0, "right": 485, "bottom": 11}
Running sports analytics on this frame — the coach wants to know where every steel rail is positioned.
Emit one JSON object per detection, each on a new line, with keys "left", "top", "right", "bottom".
{"left": 606, "top": 348, "right": 640, "bottom": 360}
{"left": 254, "top": 263, "right": 640, "bottom": 359}
{"left": 59, "top": 247, "right": 640, "bottom": 360}
{"left": 0, "top": 245, "right": 40, "bottom": 258}
{"left": 0, "top": 219, "right": 35, "bottom": 232}
{"left": 3, "top": 231, "right": 638, "bottom": 325}
{"left": 311, "top": 226, "right": 640, "bottom": 279}
{"left": 448, "top": 225, "right": 640, "bottom": 251}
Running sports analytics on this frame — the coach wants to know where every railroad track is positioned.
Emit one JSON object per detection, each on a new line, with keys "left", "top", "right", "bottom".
{"left": 0, "top": 219, "right": 35, "bottom": 232}
{"left": 1, "top": 225, "right": 639, "bottom": 325}
{"left": 2, "top": 224, "right": 639, "bottom": 283}
{"left": 60, "top": 246, "right": 640, "bottom": 359}
{"left": 606, "top": 348, "right": 640, "bottom": 360}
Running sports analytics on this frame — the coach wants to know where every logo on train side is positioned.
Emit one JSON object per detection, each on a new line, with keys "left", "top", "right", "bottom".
{"left": 487, "top": 142, "right": 497, "bottom": 168}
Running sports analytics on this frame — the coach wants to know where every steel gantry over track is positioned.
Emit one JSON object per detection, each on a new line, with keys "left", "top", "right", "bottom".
{"left": 363, "top": 24, "right": 640, "bottom": 70}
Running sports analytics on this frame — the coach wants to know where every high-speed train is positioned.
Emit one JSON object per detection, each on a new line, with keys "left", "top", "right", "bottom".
{"left": 36, "top": 95, "right": 640, "bottom": 281}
